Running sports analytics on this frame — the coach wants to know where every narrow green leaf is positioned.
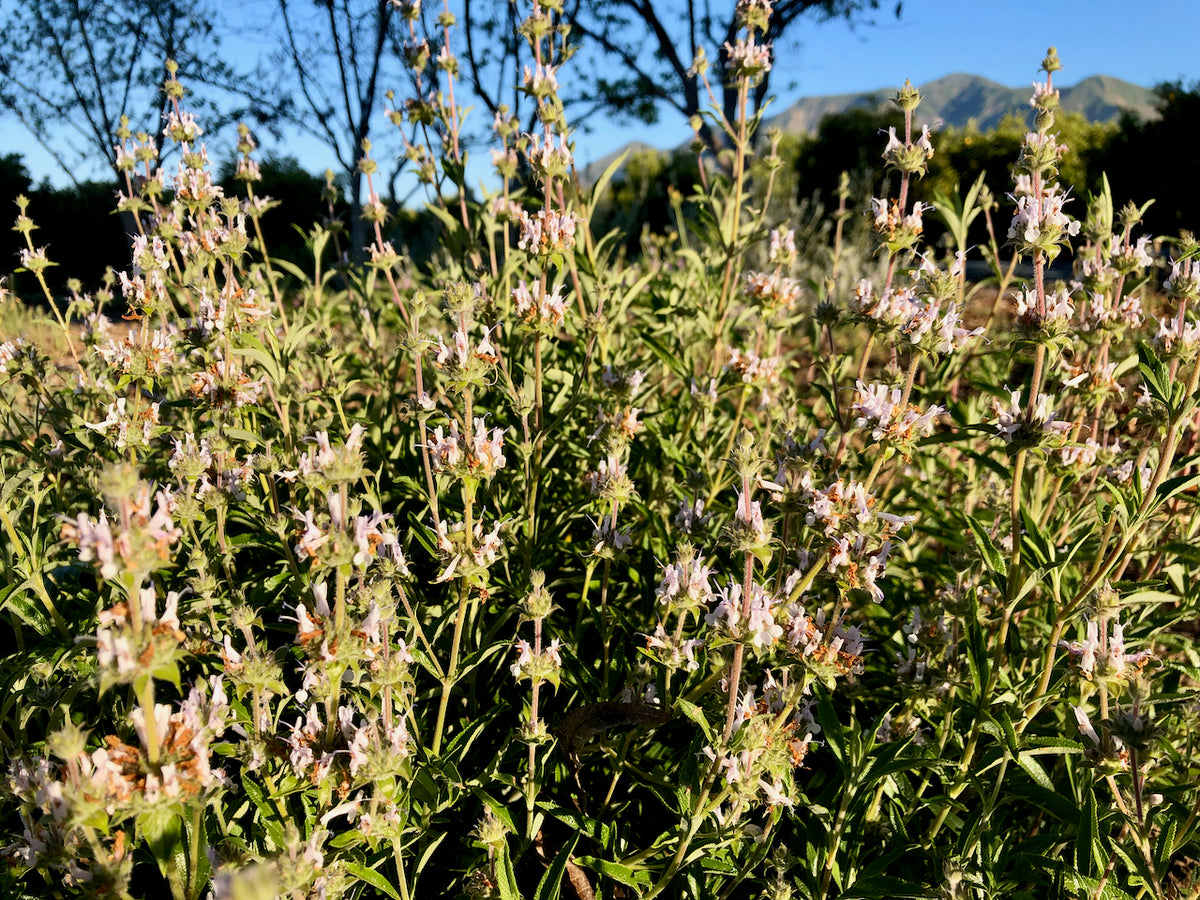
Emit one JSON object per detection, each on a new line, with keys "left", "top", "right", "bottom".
{"left": 240, "top": 772, "right": 285, "bottom": 849}
{"left": 996, "top": 710, "right": 1019, "bottom": 756}
{"left": 840, "top": 875, "right": 930, "bottom": 898}
{"left": 343, "top": 861, "right": 402, "bottom": 900}
{"left": 1155, "top": 814, "right": 1178, "bottom": 872}
{"left": 534, "top": 834, "right": 578, "bottom": 900}
{"left": 541, "top": 806, "right": 613, "bottom": 848}
{"left": 965, "top": 515, "right": 1007, "bottom": 575}
{"left": 816, "top": 691, "right": 847, "bottom": 773}
{"left": 1156, "top": 471, "right": 1200, "bottom": 505}
{"left": 1062, "top": 869, "right": 1137, "bottom": 900}
{"left": 1076, "top": 783, "right": 1097, "bottom": 875}
{"left": 674, "top": 697, "right": 714, "bottom": 743}
{"left": 574, "top": 857, "right": 651, "bottom": 890}
{"left": 495, "top": 841, "right": 522, "bottom": 900}
{"left": 1016, "top": 752, "right": 1054, "bottom": 791}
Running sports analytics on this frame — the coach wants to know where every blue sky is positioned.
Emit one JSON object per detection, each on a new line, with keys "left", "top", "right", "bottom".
{"left": 3, "top": 0, "right": 1198, "bottom": 189}
{"left": 570, "top": 0, "right": 1200, "bottom": 168}
{"left": 776, "top": 0, "right": 1197, "bottom": 98}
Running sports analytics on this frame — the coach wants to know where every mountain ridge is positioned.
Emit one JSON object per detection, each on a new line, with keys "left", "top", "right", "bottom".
{"left": 578, "top": 73, "right": 1159, "bottom": 183}
{"left": 765, "top": 72, "right": 1159, "bottom": 135}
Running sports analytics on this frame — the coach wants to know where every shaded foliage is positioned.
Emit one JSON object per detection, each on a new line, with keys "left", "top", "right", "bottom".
{"left": 1094, "top": 79, "right": 1200, "bottom": 239}
{"left": 587, "top": 148, "right": 704, "bottom": 257}
{"left": 1, "top": 156, "right": 126, "bottom": 299}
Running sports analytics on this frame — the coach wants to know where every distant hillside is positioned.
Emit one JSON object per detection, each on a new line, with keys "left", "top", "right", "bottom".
{"left": 767, "top": 72, "right": 1159, "bottom": 134}
{"left": 578, "top": 74, "right": 1161, "bottom": 184}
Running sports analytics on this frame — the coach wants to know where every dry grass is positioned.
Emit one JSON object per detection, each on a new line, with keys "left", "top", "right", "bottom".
{"left": 0, "top": 300, "right": 74, "bottom": 360}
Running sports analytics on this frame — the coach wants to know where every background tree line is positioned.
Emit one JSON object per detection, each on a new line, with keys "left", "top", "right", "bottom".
{"left": 4, "top": 77, "right": 1198, "bottom": 298}
{"left": 1, "top": 0, "right": 1195, "bottom": 298}
{"left": 575, "top": 78, "right": 1200, "bottom": 265}
{"left": 0, "top": 0, "right": 886, "bottom": 292}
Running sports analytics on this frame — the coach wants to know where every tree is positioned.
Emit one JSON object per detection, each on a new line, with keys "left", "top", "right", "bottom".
{"left": 1094, "top": 80, "right": 1200, "bottom": 239}
{"left": 265, "top": 0, "right": 406, "bottom": 258}
{"left": 459, "top": 0, "right": 901, "bottom": 145}
{"left": 0, "top": 0, "right": 246, "bottom": 186}
{"left": 792, "top": 103, "right": 899, "bottom": 202}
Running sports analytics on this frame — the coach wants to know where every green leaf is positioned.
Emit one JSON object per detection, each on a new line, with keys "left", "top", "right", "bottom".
{"left": 1155, "top": 814, "right": 1178, "bottom": 873}
{"left": 534, "top": 834, "right": 578, "bottom": 900}
{"left": 271, "top": 257, "right": 310, "bottom": 283}
{"left": 0, "top": 584, "right": 52, "bottom": 635}
{"left": 1020, "top": 506, "right": 1055, "bottom": 568}
{"left": 1156, "top": 471, "right": 1200, "bottom": 505}
{"left": 965, "top": 515, "right": 1007, "bottom": 575}
{"left": 454, "top": 641, "right": 508, "bottom": 683}
{"left": 446, "top": 707, "right": 501, "bottom": 758}
{"left": 963, "top": 602, "right": 990, "bottom": 698}
{"left": 1062, "top": 869, "right": 1137, "bottom": 900}
{"left": 495, "top": 840, "right": 522, "bottom": 900}
{"left": 840, "top": 875, "right": 931, "bottom": 898}
{"left": 240, "top": 772, "right": 285, "bottom": 849}
{"left": 232, "top": 344, "right": 283, "bottom": 386}
{"left": 995, "top": 710, "right": 1019, "bottom": 756}
{"left": 140, "top": 806, "right": 187, "bottom": 900}
{"left": 1138, "top": 342, "right": 1176, "bottom": 411}
{"left": 859, "top": 742, "right": 931, "bottom": 786}
{"left": 541, "top": 806, "right": 613, "bottom": 847}
{"left": 1016, "top": 752, "right": 1053, "bottom": 791}
{"left": 1075, "top": 783, "right": 1099, "bottom": 875}
{"left": 1024, "top": 736, "right": 1085, "bottom": 752}
{"left": 699, "top": 857, "right": 737, "bottom": 875}
{"left": 343, "top": 861, "right": 401, "bottom": 900}
{"left": 574, "top": 857, "right": 651, "bottom": 890}
{"left": 816, "top": 691, "right": 847, "bottom": 773}
{"left": 674, "top": 697, "right": 714, "bottom": 743}
{"left": 641, "top": 330, "right": 689, "bottom": 380}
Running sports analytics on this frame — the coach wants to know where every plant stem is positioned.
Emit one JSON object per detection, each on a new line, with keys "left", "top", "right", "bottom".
{"left": 432, "top": 578, "right": 471, "bottom": 756}
{"left": 722, "top": 551, "right": 755, "bottom": 742}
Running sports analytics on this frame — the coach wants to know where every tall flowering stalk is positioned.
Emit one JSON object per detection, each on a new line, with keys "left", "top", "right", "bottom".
{"left": 510, "top": 572, "right": 561, "bottom": 836}
{"left": 922, "top": 48, "right": 1080, "bottom": 846}
{"left": 852, "top": 78, "right": 934, "bottom": 383}
{"left": 687, "top": 0, "right": 776, "bottom": 381}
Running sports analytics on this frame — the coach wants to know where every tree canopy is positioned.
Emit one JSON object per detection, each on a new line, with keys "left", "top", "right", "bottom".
{"left": 0, "top": 0, "right": 252, "bottom": 184}
{"left": 460, "top": 0, "right": 900, "bottom": 142}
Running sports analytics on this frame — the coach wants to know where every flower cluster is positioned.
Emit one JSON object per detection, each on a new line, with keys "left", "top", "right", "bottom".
{"left": 657, "top": 545, "right": 716, "bottom": 614}
{"left": 743, "top": 270, "right": 801, "bottom": 312}
{"left": 189, "top": 355, "right": 264, "bottom": 409}
{"left": 512, "top": 279, "right": 568, "bottom": 329}
{"left": 991, "top": 388, "right": 1070, "bottom": 449}
{"left": 5, "top": 678, "right": 228, "bottom": 891}
{"left": 425, "top": 417, "right": 508, "bottom": 480}
{"left": 870, "top": 197, "right": 930, "bottom": 253}
{"left": 1007, "top": 185, "right": 1081, "bottom": 258}
{"left": 62, "top": 481, "right": 181, "bottom": 581}
{"left": 432, "top": 321, "right": 499, "bottom": 388}
{"left": 516, "top": 208, "right": 581, "bottom": 257}
{"left": 1058, "top": 619, "right": 1154, "bottom": 684}
{"left": 851, "top": 380, "right": 945, "bottom": 453}
{"left": 881, "top": 122, "right": 934, "bottom": 176}
{"left": 510, "top": 637, "right": 565, "bottom": 684}
{"left": 727, "top": 346, "right": 783, "bottom": 407}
